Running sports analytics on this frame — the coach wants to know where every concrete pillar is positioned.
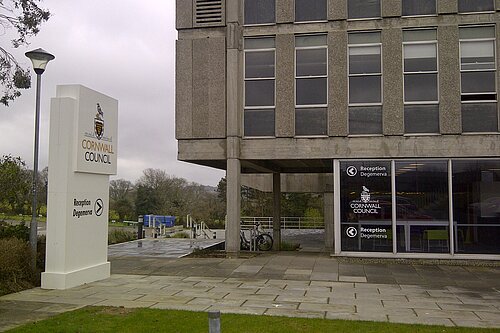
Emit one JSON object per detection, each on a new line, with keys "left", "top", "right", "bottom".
{"left": 272, "top": 173, "right": 281, "bottom": 251}
{"left": 382, "top": 28, "right": 404, "bottom": 135}
{"left": 324, "top": 192, "right": 334, "bottom": 253}
{"left": 226, "top": 159, "right": 241, "bottom": 255}
{"left": 438, "top": 25, "right": 461, "bottom": 134}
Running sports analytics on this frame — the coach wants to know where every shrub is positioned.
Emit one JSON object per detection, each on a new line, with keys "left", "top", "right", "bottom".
{"left": 171, "top": 232, "right": 190, "bottom": 239}
{"left": 108, "top": 229, "right": 136, "bottom": 245}
{"left": 280, "top": 241, "right": 301, "bottom": 251}
{"left": 0, "top": 238, "right": 36, "bottom": 296}
{"left": 0, "top": 221, "right": 29, "bottom": 241}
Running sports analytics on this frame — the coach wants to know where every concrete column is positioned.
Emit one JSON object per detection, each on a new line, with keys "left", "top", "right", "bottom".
{"left": 437, "top": 0, "right": 457, "bottom": 14}
{"left": 226, "top": 159, "right": 241, "bottom": 255}
{"left": 272, "top": 173, "right": 281, "bottom": 251}
{"left": 276, "top": 34, "right": 295, "bottom": 137}
{"left": 382, "top": 0, "right": 401, "bottom": 17}
{"left": 438, "top": 25, "right": 461, "bottom": 134}
{"left": 328, "top": 31, "right": 348, "bottom": 136}
{"left": 328, "top": 0, "right": 347, "bottom": 21}
{"left": 382, "top": 28, "right": 404, "bottom": 135}
{"left": 277, "top": 0, "right": 294, "bottom": 23}
{"left": 324, "top": 192, "right": 334, "bottom": 253}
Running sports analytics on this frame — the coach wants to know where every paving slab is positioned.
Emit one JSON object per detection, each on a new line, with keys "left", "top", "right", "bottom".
{"left": 1, "top": 251, "right": 500, "bottom": 331}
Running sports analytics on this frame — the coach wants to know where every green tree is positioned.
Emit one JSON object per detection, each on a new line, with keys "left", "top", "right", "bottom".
{"left": 1, "top": 0, "right": 50, "bottom": 106}
{"left": 109, "top": 179, "right": 135, "bottom": 221}
{"left": 0, "top": 155, "right": 30, "bottom": 214}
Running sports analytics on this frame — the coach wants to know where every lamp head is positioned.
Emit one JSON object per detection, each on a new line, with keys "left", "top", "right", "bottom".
{"left": 25, "top": 48, "right": 55, "bottom": 75}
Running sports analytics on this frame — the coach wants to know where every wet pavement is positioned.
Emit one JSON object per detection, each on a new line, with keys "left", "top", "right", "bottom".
{"left": 1, "top": 243, "right": 500, "bottom": 331}
{"left": 108, "top": 238, "right": 224, "bottom": 258}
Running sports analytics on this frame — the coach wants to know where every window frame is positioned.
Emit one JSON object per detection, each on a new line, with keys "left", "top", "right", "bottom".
{"left": 294, "top": 34, "right": 328, "bottom": 137}
{"left": 459, "top": 25, "right": 498, "bottom": 133}
{"left": 459, "top": 25, "right": 497, "bottom": 103}
{"left": 347, "top": 31, "right": 383, "bottom": 136}
{"left": 243, "top": 37, "right": 277, "bottom": 138}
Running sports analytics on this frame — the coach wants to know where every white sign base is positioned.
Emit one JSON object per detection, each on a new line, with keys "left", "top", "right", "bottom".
{"left": 42, "top": 85, "right": 118, "bottom": 290}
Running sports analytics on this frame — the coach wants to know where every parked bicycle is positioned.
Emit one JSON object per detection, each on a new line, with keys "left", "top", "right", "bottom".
{"left": 240, "top": 222, "right": 273, "bottom": 251}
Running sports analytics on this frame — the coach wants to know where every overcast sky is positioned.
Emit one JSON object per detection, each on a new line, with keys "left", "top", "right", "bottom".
{"left": 0, "top": 0, "right": 225, "bottom": 186}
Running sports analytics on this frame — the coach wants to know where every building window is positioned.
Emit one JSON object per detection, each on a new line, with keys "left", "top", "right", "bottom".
{"left": 453, "top": 160, "right": 500, "bottom": 255}
{"left": 459, "top": 26, "right": 497, "bottom": 132}
{"left": 348, "top": 0, "right": 380, "bottom": 20}
{"left": 295, "top": 35, "right": 327, "bottom": 136}
{"left": 402, "top": 0, "right": 436, "bottom": 16}
{"left": 348, "top": 31, "right": 382, "bottom": 134}
{"left": 403, "top": 29, "right": 439, "bottom": 134}
{"left": 244, "top": 37, "right": 276, "bottom": 137}
{"left": 395, "top": 161, "right": 449, "bottom": 253}
{"left": 295, "top": 0, "right": 327, "bottom": 22}
{"left": 244, "top": 0, "right": 275, "bottom": 25}
{"left": 458, "top": 0, "right": 495, "bottom": 13}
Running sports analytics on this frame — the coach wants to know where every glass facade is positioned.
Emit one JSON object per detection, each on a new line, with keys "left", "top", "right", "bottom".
{"left": 340, "top": 161, "right": 392, "bottom": 252}
{"left": 339, "top": 159, "right": 500, "bottom": 256}
{"left": 453, "top": 160, "right": 500, "bottom": 254}
{"left": 395, "top": 161, "right": 449, "bottom": 253}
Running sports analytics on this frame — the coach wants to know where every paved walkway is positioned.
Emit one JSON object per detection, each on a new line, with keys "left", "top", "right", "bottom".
{"left": 108, "top": 238, "right": 224, "bottom": 258}
{"left": 1, "top": 252, "right": 500, "bottom": 331}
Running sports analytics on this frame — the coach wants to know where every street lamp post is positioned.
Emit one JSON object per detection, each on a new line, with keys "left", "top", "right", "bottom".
{"left": 25, "top": 48, "right": 55, "bottom": 268}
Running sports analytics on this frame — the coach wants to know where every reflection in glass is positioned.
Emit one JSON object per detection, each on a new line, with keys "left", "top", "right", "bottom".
{"left": 453, "top": 160, "right": 500, "bottom": 254}
{"left": 395, "top": 161, "right": 449, "bottom": 253}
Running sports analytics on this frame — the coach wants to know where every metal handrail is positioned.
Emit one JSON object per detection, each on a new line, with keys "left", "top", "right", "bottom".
{"left": 240, "top": 216, "right": 324, "bottom": 230}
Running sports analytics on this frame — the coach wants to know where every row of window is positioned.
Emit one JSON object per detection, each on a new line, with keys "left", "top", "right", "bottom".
{"left": 243, "top": 26, "right": 498, "bottom": 137}
{"left": 245, "top": 0, "right": 496, "bottom": 25}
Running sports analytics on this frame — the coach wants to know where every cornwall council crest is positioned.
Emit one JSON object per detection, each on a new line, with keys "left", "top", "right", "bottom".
{"left": 361, "top": 186, "right": 371, "bottom": 203}
{"left": 94, "top": 103, "right": 104, "bottom": 140}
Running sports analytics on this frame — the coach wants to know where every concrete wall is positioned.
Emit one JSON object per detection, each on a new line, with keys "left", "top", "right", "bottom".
{"left": 241, "top": 173, "right": 334, "bottom": 193}
{"left": 176, "top": 36, "right": 227, "bottom": 139}
{"left": 176, "top": 1, "right": 500, "bottom": 163}
{"left": 178, "top": 135, "right": 500, "bottom": 162}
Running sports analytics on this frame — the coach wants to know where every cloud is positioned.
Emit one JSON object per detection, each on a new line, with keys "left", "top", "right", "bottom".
{"left": 0, "top": 0, "right": 225, "bottom": 186}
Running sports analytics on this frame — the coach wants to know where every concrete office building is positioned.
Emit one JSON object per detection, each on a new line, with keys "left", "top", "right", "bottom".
{"left": 175, "top": 0, "right": 500, "bottom": 259}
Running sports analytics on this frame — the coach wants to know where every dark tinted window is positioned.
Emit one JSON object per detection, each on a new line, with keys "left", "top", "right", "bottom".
{"left": 462, "top": 103, "right": 498, "bottom": 132}
{"left": 348, "top": 0, "right": 380, "bottom": 19}
{"left": 244, "top": 0, "right": 275, "bottom": 25}
{"left": 402, "top": 0, "right": 436, "bottom": 16}
{"left": 295, "top": 108, "right": 327, "bottom": 136}
{"left": 404, "top": 105, "right": 439, "bottom": 133}
{"left": 458, "top": 0, "right": 494, "bottom": 13}
{"left": 349, "top": 106, "right": 382, "bottom": 134}
{"left": 295, "top": 0, "right": 327, "bottom": 22}
{"left": 244, "top": 110, "right": 275, "bottom": 136}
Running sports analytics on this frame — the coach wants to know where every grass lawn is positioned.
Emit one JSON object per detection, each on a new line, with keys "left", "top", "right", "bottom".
{"left": 6, "top": 307, "right": 500, "bottom": 333}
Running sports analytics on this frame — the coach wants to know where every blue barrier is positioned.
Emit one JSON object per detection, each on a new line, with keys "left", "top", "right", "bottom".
{"left": 143, "top": 215, "right": 175, "bottom": 227}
